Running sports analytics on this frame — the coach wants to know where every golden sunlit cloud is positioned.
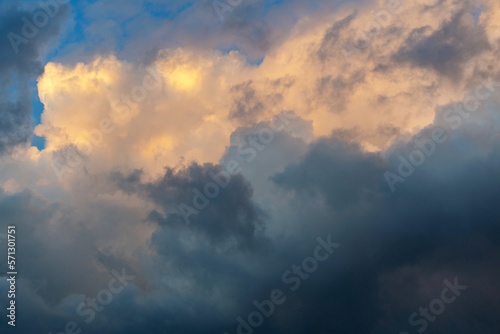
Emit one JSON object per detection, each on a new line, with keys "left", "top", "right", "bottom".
{"left": 168, "top": 65, "right": 202, "bottom": 91}
{"left": 23, "top": 0, "right": 500, "bottom": 181}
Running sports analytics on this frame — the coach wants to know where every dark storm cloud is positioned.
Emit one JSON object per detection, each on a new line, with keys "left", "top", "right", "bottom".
{"left": 0, "top": 188, "right": 109, "bottom": 332}
{"left": 0, "top": 186, "right": 147, "bottom": 334}
{"left": 0, "top": 187, "right": 138, "bottom": 301}
{"left": 273, "top": 135, "right": 387, "bottom": 209}
{"left": 265, "top": 108, "right": 500, "bottom": 333}
{"left": 394, "top": 8, "right": 490, "bottom": 79}
{"left": 106, "top": 99, "right": 500, "bottom": 334}
{"left": 0, "top": 3, "right": 68, "bottom": 154}
{"left": 112, "top": 162, "right": 266, "bottom": 250}
{"left": 2, "top": 1, "right": 500, "bottom": 333}
{"left": 0, "top": 99, "right": 32, "bottom": 154}
{"left": 4, "top": 108, "right": 500, "bottom": 334}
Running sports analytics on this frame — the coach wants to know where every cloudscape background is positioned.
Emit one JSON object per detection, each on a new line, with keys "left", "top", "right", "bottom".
{"left": 1, "top": 0, "right": 500, "bottom": 333}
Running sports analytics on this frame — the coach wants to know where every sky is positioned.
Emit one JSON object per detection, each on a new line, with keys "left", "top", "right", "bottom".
{"left": 0, "top": 0, "right": 500, "bottom": 333}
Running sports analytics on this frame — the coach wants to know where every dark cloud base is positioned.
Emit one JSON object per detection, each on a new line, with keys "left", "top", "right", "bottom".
{"left": 2, "top": 109, "right": 500, "bottom": 333}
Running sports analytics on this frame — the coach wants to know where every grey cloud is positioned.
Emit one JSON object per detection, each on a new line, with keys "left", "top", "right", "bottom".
{"left": 3, "top": 101, "right": 500, "bottom": 334}
{"left": 0, "top": 99, "right": 32, "bottom": 154}
{"left": 2, "top": 1, "right": 500, "bottom": 333}
{"left": 394, "top": 8, "right": 490, "bottom": 79}
{"left": 0, "top": 4, "right": 69, "bottom": 155}
{"left": 266, "top": 103, "right": 500, "bottom": 333}
{"left": 112, "top": 163, "right": 266, "bottom": 250}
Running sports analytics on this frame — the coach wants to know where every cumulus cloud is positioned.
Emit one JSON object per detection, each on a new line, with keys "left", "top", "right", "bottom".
{"left": 30, "top": 0, "right": 500, "bottom": 178}
{"left": 1, "top": 0, "right": 500, "bottom": 333}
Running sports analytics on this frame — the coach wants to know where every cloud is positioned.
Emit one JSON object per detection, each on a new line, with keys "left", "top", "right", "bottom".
{"left": 1, "top": 0, "right": 500, "bottom": 333}
{"left": 31, "top": 0, "right": 500, "bottom": 174}
{"left": 263, "top": 95, "right": 500, "bottom": 333}
{"left": 0, "top": 3, "right": 68, "bottom": 155}
{"left": 111, "top": 163, "right": 266, "bottom": 250}
{"left": 317, "top": 11, "right": 358, "bottom": 62}
{"left": 394, "top": 6, "right": 490, "bottom": 80}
